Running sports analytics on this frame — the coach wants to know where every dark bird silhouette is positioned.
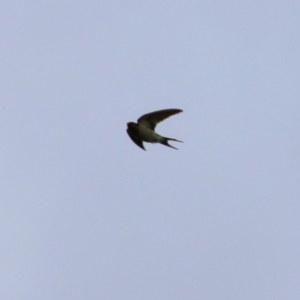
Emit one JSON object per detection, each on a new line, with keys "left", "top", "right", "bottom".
{"left": 126, "top": 108, "right": 183, "bottom": 150}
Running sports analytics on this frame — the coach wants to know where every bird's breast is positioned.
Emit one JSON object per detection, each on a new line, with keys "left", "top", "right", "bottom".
{"left": 138, "top": 125, "right": 162, "bottom": 142}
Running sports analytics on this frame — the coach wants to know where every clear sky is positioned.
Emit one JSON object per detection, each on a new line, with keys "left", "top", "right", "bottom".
{"left": 1, "top": 2, "right": 299, "bottom": 299}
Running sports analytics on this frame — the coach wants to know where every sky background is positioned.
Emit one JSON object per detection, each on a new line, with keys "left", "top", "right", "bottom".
{"left": 1, "top": 1, "right": 300, "bottom": 299}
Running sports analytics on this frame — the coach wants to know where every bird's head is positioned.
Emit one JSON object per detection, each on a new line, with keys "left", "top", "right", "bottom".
{"left": 127, "top": 122, "right": 139, "bottom": 134}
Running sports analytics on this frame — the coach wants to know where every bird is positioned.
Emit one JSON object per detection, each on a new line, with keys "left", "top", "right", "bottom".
{"left": 126, "top": 108, "right": 183, "bottom": 151}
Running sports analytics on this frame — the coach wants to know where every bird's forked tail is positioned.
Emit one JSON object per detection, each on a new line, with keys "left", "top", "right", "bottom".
{"left": 160, "top": 137, "right": 183, "bottom": 150}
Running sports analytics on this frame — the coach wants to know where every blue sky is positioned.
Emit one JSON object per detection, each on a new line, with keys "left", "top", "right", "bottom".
{"left": 1, "top": 2, "right": 300, "bottom": 299}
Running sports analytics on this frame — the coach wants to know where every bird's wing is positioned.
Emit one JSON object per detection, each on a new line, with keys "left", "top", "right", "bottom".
{"left": 126, "top": 129, "right": 146, "bottom": 150}
{"left": 137, "top": 109, "right": 183, "bottom": 129}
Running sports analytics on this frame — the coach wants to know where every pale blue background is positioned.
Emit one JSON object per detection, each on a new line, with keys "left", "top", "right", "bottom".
{"left": 1, "top": 2, "right": 299, "bottom": 299}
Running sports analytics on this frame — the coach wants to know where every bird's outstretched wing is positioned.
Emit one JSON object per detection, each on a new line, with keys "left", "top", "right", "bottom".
{"left": 126, "top": 129, "right": 146, "bottom": 150}
{"left": 137, "top": 109, "right": 183, "bottom": 129}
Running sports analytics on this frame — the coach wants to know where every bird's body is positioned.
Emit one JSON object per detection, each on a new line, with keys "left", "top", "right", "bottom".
{"left": 126, "top": 108, "right": 183, "bottom": 150}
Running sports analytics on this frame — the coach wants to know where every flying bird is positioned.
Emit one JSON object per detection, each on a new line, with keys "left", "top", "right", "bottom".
{"left": 126, "top": 108, "right": 183, "bottom": 150}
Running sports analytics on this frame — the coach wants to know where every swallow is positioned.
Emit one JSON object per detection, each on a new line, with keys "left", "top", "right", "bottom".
{"left": 126, "top": 108, "right": 183, "bottom": 150}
